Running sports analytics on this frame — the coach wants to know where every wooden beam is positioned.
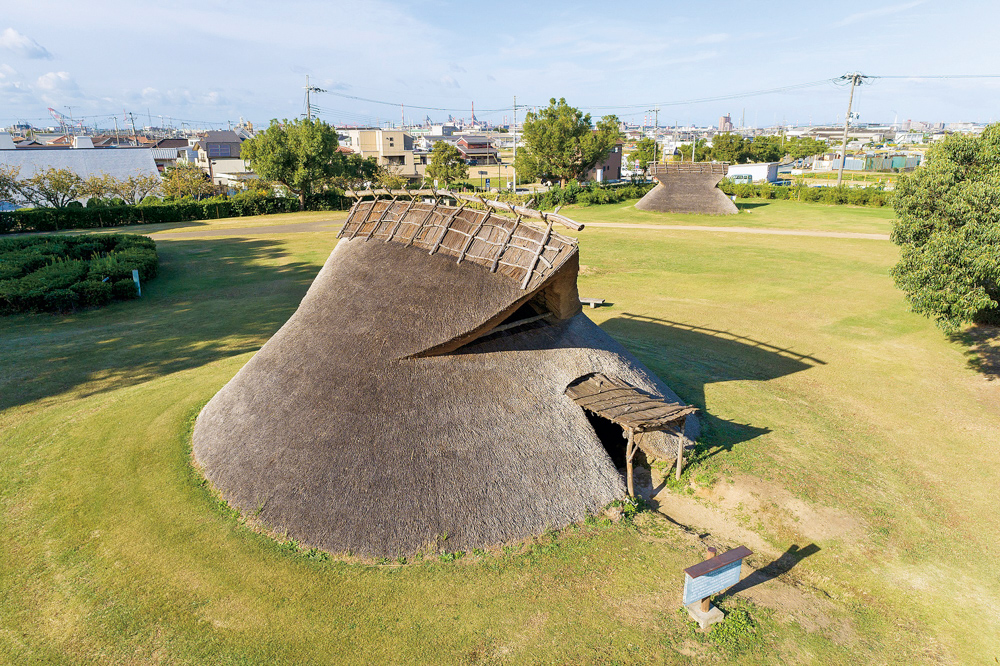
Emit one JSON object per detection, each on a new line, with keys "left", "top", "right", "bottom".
{"left": 366, "top": 195, "right": 398, "bottom": 240}
{"left": 428, "top": 202, "right": 467, "bottom": 255}
{"left": 456, "top": 209, "right": 489, "bottom": 264}
{"left": 520, "top": 218, "right": 553, "bottom": 290}
{"left": 489, "top": 216, "right": 520, "bottom": 273}
{"left": 432, "top": 189, "right": 584, "bottom": 231}
{"left": 405, "top": 198, "right": 440, "bottom": 248}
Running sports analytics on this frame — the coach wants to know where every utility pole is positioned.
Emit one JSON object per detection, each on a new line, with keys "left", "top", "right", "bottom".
{"left": 113, "top": 116, "right": 121, "bottom": 145}
{"left": 512, "top": 95, "right": 517, "bottom": 190}
{"left": 837, "top": 72, "right": 865, "bottom": 187}
{"left": 303, "top": 75, "right": 326, "bottom": 121}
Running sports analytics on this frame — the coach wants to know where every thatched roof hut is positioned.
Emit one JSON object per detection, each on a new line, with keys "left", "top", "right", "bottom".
{"left": 193, "top": 195, "right": 697, "bottom": 557}
{"left": 635, "top": 163, "right": 738, "bottom": 215}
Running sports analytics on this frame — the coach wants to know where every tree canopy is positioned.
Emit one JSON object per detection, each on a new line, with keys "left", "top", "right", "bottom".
{"left": 709, "top": 134, "right": 784, "bottom": 164}
{"left": 240, "top": 118, "right": 377, "bottom": 209}
{"left": 631, "top": 138, "right": 657, "bottom": 174}
{"left": 515, "top": 98, "right": 622, "bottom": 184}
{"left": 784, "top": 136, "right": 828, "bottom": 160}
{"left": 890, "top": 123, "right": 1000, "bottom": 330}
{"left": 426, "top": 141, "right": 468, "bottom": 186}
{"left": 677, "top": 139, "right": 711, "bottom": 162}
{"left": 161, "top": 163, "right": 215, "bottom": 200}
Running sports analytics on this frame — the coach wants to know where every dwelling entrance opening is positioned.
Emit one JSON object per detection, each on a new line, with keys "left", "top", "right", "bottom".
{"left": 565, "top": 373, "right": 698, "bottom": 497}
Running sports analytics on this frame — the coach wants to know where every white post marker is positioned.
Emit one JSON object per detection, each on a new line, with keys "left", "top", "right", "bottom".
{"left": 132, "top": 269, "right": 141, "bottom": 297}
{"left": 682, "top": 545, "right": 752, "bottom": 629}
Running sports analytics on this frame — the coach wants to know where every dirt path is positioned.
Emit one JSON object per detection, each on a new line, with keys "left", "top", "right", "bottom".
{"left": 151, "top": 219, "right": 344, "bottom": 238}
{"left": 585, "top": 222, "right": 890, "bottom": 240}
{"left": 151, "top": 219, "right": 889, "bottom": 241}
{"left": 637, "top": 472, "right": 859, "bottom": 645}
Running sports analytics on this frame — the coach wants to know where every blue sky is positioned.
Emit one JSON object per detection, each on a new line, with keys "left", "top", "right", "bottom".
{"left": 1, "top": 0, "right": 997, "bottom": 129}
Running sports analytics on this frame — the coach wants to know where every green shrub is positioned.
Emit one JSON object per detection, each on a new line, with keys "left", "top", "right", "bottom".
{"left": 112, "top": 279, "right": 138, "bottom": 300}
{"left": 43, "top": 288, "right": 79, "bottom": 312}
{"left": 0, "top": 234, "right": 158, "bottom": 314}
{"left": 72, "top": 280, "right": 113, "bottom": 307}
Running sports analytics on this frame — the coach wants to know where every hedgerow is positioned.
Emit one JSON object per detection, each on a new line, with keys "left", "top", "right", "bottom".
{"left": 718, "top": 179, "right": 890, "bottom": 207}
{"left": 0, "top": 191, "right": 301, "bottom": 234}
{"left": 0, "top": 234, "right": 158, "bottom": 314}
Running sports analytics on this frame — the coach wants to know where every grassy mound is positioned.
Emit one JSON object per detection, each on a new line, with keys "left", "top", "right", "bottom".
{"left": 0, "top": 233, "right": 158, "bottom": 314}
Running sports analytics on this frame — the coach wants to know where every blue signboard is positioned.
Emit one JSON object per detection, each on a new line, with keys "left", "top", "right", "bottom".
{"left": 682, "top": 559, "right": 743, "bottom": 606}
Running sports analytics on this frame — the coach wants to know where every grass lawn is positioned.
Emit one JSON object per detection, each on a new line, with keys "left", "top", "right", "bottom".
{"left": 2, "top": 202, "right": 998, "bottom": 663}
{"left": 564, "top": 198, "right": 896, "bottom": 235}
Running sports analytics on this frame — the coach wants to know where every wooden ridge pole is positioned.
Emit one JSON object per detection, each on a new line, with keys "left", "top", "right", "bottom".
{"left": 433, "top": 189, "right": 584, "bottom": 231}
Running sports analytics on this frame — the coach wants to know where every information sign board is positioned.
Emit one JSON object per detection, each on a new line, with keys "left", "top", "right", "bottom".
{"left": 682, "top": 560, "right": 742, "bottom": 605}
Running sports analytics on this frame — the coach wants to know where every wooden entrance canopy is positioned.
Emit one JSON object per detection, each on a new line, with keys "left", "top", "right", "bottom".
{"left": 566, "top": 373, "right": 698, "bottom": 496}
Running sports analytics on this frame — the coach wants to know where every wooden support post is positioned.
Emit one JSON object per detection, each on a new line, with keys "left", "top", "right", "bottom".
{"left": 675, "top": 416, "right": 687, "bottom": 482}
{"left": 700, "top": 546, "right": 717, "bottom": 613}
{"left": 626, "top": 427, "right": 636, "bottom": 498}
{"left": 456, "top": 209, "right": 489, "bottom": 264}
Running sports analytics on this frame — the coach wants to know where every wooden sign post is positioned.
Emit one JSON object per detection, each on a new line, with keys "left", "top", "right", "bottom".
{"left": 682, "top": 545, "right": 752, "bottom": 629}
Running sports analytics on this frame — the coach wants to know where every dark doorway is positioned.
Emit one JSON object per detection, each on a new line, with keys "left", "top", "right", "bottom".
{"left": 584, "top": 410, "right": 628, "bottom": 468}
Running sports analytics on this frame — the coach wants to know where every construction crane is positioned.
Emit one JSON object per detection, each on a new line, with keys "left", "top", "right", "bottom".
{"left": 47, "top": 107, "right": 83, "bottom": 135}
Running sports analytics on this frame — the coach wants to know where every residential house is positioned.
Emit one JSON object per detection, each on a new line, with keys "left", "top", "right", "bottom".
{"left": 184, "top": 130, "right": 254, "bottom": 185}
{"left": 341, "top": 128, "right": 426, "bottom": 180}
{"left": 456, "top": 135, "right": 499, "bottom": 165}
{"left": 584, "top": 142, "right": 623, "bottom": 182}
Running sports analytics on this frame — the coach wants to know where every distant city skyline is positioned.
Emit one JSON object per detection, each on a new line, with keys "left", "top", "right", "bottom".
{"left": 2, "top": 0, "right": 998, "bottom": 130}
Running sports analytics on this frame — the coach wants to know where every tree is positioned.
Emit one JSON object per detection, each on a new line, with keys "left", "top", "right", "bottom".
{"left": 517, "top": 98, "right": 622, "bottom": 184}
{"left": 0, "top": 164, "right": 20, "bottom": 208}
{"left": 240, "top": 118, "right": 349, "bottom": 210}
{"left": 82, "top": 171, "right": 161, "bottom": 205}
{"left": 784, "top": 136, "right": 827, "bottom": 160}
{"left": 711, "top": 133, "right": 747, "bottom": 163}
{"left": 16, "top": 168, "right": 84, "bottom": 208}
{"left": 631, "top": 137, "right": 657, "bottom": 175}
{"left": 161, "top": 163, "right": 215, "bottom": 200}
{"left": 890, "top": 123, "right": 1000, "bottom": 330}
{"left": 677, "top": 139, "right": 710, "bottom": 162}
{"left": 426, "top": 141, "right": 468, "bottom": 186}
{"left": 747, "top": 135, "right": 783, "bottom": 163}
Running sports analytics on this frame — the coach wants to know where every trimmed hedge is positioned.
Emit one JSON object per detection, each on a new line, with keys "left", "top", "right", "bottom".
{"left": 718, "top": 179, "right": 891, "bottom": 207}
{"left": 0, "top": 234, "right": 158, "bottom": 314}
{"left": 0, "top": 191, "right": 301, "bottom": 234}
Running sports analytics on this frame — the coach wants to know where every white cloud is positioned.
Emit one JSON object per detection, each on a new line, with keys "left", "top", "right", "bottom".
{"left": 833, "top": 1, "right": 925, "bottom": 28}
{"left": 0, "top": 28, "right": 52, "bottom": 59}
{"left": 439, "top": 74, "right": 460, "bottom": 89}
{"left": 36, "top": 71, "right": 77, "bottom": 92}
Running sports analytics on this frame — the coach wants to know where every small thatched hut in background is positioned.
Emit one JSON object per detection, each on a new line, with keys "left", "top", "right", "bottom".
{"left": 193, "top": 194, "right": 697, "bottom": 557}
{"left": 635, "top": 163, "right": 738, "bottom": 215}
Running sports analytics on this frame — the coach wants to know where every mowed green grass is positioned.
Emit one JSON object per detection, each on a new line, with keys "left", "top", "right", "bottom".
{"left": 565, "top": 198, "right": 895, "bottom": 235}
{"left": 1, "top": 203, "right": 997, "bottom": 664}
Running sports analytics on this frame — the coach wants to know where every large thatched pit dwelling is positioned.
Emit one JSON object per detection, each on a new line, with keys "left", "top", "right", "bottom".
{"left": 193, "top": 192, "right": 697, "bottom": 557}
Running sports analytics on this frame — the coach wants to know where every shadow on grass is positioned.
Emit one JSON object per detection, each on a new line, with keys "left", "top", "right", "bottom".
{"left": 949, "top": 324, "right": 1000, "bottom": 381}
{"left": 1, "top": 236, "right": 323, "bottom": 412}
{"left": 718, "top": 543, "right": 821, "bottom": 599}
{"left": 736, "top": 202, "right": 771, "bottom": 211}
{"left": 599, "top": 314, "right": 825, "bottom": 454}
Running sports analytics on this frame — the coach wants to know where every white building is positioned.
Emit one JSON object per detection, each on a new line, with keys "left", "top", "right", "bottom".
{"left": 726, "top": 162, "right": 779, "bottom": 184}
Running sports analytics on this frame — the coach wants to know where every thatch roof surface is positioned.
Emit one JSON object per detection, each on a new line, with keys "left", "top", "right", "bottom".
{"left": 566, "top": 373, "right": 698, "bottom": 431}
{"left": 635, "top": 163, "right": 738, "bottom": 215}
{"left": 342, "top": 197, "right": 577, "bottom": 291}
{"left": 193, "top": 230, "right": 696, "bottom": 557}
